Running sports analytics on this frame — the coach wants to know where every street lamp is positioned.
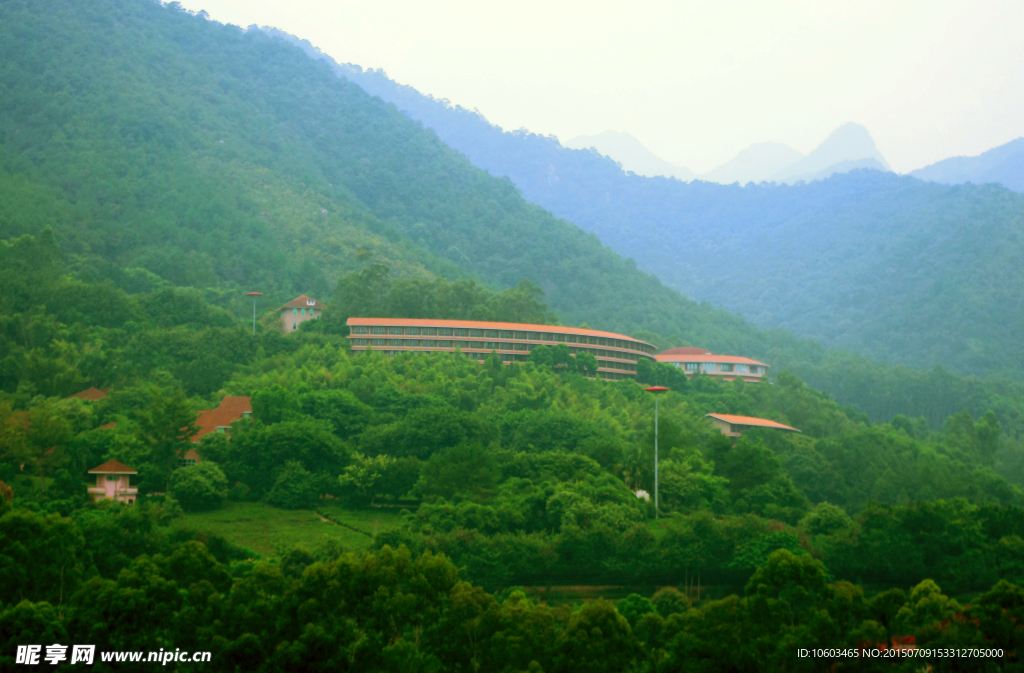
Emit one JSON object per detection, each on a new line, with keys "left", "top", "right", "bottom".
{"left": 246, "top": 292, "right": 263, "bottom": 334}
{"left": 645, "top": 386, "right": 669, "bottom": 517}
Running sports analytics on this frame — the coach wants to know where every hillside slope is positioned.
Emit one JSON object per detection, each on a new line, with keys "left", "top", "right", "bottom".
{"left": 0, "top": 0, "right": 714, "bottom": 340}
{"left": 910, "top": 138, "right": 1024, "bottom": 193}
{"left": 3, "top": 0, "right": 1024, "bottom": 430}
{"left": 306, "top": 52, "right": 1024, "bottom": 380}
{"left": 564, "top": 131, "right": 695, "bottom": 181}
{"left": 0, "top": 1, "right": 809, "bottom": 367}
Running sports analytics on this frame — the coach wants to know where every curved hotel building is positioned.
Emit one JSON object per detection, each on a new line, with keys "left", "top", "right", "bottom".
{"left": 347, "top": 317, "right": 657, "bottom": 379}
{"left": 656, "top": 346, "right": 769, "bottom": 382}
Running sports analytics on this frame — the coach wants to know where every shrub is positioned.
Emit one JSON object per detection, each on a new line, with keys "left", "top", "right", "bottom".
{"left": 227, "top": 482, "right": 251, "bottom": 502}
{"left": 652, "top": 586, "right": 690, "bottom": 617}
{"left": 169, "top": 462, "right": 228, "bottom": 511}
{"left": 800, "top": 502, "right": 854, "bottom": 536}
{"left": 267, "top": 461, "right": 318, "bottom": 510}
{"left": 616, "top": 593, "right": 655, "bottom": 627}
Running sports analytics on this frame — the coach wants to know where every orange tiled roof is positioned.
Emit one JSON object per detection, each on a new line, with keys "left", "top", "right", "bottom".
{"left": 706, "top": 414, "right": 800, "bottom": 432}
{"left": 68, "top": 387, "right": 108, "bottom": 401}
{"left": 193, "top": 396, "right": 252, "bottom": 442}
{"left": 9, "top": 411, "right": 29, "bottom": 430}
{"left": 659, "top": 347, "right": 712, "bottom": 356}
{"left": 656, "top": 353, "right": 768, "bottom": 367}
{"left": 279, "top": 295, "right": 326, "bottom": 310}
{"left": 88, "top": 459, "right": 137, "bottom": 474}
{"left": 346, "top": 317, "right": 653, "bottom": 346}
{"left": 97, "top": 422, "right": 117, "bottom": 430}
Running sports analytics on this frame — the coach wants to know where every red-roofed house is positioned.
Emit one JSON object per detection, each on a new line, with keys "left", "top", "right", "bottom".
{"left": 656, "top": 348, "right": 769, "bottom": 382}
{"left": 67, "top": 387, "right": 108, "bottom": 401}
{"left": 706, "top": 413, "right": 801, "bottom": 438}
{"left": 280, "top": 295, "right": 326, "bottom": 333}
{"left": 188, "top": 396, "right": 252, "bottom": 464}
{"left": 87, "top": 460, "right": 138, "bottom": 504}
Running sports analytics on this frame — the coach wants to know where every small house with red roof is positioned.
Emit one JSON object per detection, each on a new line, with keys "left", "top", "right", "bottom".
{"left": 187, "top": 396, "right": 252, "bottom": 464}
{"left": 279, "top": 295, "right": 326, "bottom": 333}
{"left": 67, "top": 387, "right": 109, "bottom": 401}
{"left": 87, "top": 460, "right": 138, "bottom": 504}
{"left": 656, "top": 347, "right": 769, "bottom": 382}
{"left": 706, "top": 413, "right": 801, "bottom": 438}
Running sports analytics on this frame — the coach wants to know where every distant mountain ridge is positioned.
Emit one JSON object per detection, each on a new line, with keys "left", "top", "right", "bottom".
{"left": 571, "top": 122, "right": 892, "bottom": 186}
{"left": 910, "top": 138, "right": 1024, "bottom": 193}
{"left": 272, "top": 40, "right": 1024, "bottom": 381}
{"left": 701, "top": 142, "right": 804, "bottom": 184}
{"left": 563, "top": 131, "right": 695, "bottom": 181}
{"left": 768, "top": 122, "right": 891, "bottom": 183}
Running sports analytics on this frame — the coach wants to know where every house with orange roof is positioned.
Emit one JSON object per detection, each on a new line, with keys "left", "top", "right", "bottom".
{"left": 706, "top": 413, "right": 801, "bottom": 438}
{"left": 67, "top": 386, "right": 109, "bottom": 401}
{"left": 656, "top": 347, "right": 769, "bottom": 382}
{"left": 346, "top": 317, "right": 656, "bottom": 380}
{"left": 187, "top": 396, "right": 252, "bottom": 465}
{"left": 280, "top": 294, "right": 326, "bottom": 333}
{"left": 87, "top": 460, "right": 138, "bottom": 504}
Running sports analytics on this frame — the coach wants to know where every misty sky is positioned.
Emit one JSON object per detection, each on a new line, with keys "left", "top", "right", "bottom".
{"left": 180, "top": 0, "right": 1023, "bottom": 174}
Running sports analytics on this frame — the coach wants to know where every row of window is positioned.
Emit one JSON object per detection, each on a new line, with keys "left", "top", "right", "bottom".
{"left": 365, "top": 349, "right": 639, "bottom": 373}
{"left": 350, "top": 339, "right": 644, "bottom": 363}
{"left": 679, "top": 362, "right": 762, "bottom": 374}
{"left": 349, "top": 325, "right": 654, "bottom": 353}
{"left": 290, "top": 308, "right": 320, "bottom": 316}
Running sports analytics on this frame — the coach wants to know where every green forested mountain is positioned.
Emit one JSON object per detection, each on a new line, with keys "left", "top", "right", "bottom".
{"left": 319, "top": 50, "right": 1024, "bottom": 381}
{"left": 2, "top": 0, "right": 1024, "bottom": 433}
{"left": 6, "top": 3, "right": 1024, "bottom": 669}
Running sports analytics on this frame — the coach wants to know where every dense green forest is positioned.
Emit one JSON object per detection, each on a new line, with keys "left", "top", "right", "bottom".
{"left": 3, "top": 272, "right": 1024, "bottom": 668}
{"left": 3, "top": 0, "right": 1024, "bottom": 433}
{"left": 321, "top": 47, "right": 1024, "bottom": 381}
{"left": 2, "top": 226, "right": 1024, "bottom": 668}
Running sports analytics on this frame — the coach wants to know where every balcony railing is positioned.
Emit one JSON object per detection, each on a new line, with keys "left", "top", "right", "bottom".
{"left": 87, "top": 487, "right": 138, "bottom": 497}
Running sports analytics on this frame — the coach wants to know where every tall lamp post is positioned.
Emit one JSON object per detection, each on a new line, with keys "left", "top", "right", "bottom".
{"left": 645, "top": 386, "right": 669, "bottom": 518}
{"left": 246, "top": 292, "right": 263, "bottom": 334}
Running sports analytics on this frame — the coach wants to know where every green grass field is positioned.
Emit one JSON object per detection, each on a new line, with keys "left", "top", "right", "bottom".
{"left": 172, "top": 501, "right": 404, "bottom": 557}
{"left": 317, "top": 501, "right": 410, "bottom": 537}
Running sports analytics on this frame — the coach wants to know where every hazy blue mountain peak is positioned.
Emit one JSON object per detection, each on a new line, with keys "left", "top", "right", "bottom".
{"left": 700, "top": 141, "right": 804, "bottom": 184}
{"left": 563, "top": 130, "right": 695, "bottom": 181}
{"left": 770, "top": 121, "right": 891, "bottom": 183}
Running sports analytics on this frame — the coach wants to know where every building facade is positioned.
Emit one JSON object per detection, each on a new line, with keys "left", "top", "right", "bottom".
{"left": 279, "top": 295, "right": 326, "bottom": 333}
{"left": 656, "top": 347, "right": 769, "bottom": 382}
{"left": 346, "top": 318, "right": 657, "bottom": 380}
{"left": 87, "top": 460, "right": 138, "bottom": 504}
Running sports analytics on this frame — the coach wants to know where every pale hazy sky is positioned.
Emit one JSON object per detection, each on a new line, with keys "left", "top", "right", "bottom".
{"left": 179, "top": 0, "right": 1024, "bottom": 174}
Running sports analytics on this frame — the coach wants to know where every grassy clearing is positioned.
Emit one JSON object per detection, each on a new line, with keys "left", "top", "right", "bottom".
{"left": 317, "top": 502, "right": 408, "bottom": 538}
{"left": 171, "top": 501, "right": 403, "bottom": 557}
